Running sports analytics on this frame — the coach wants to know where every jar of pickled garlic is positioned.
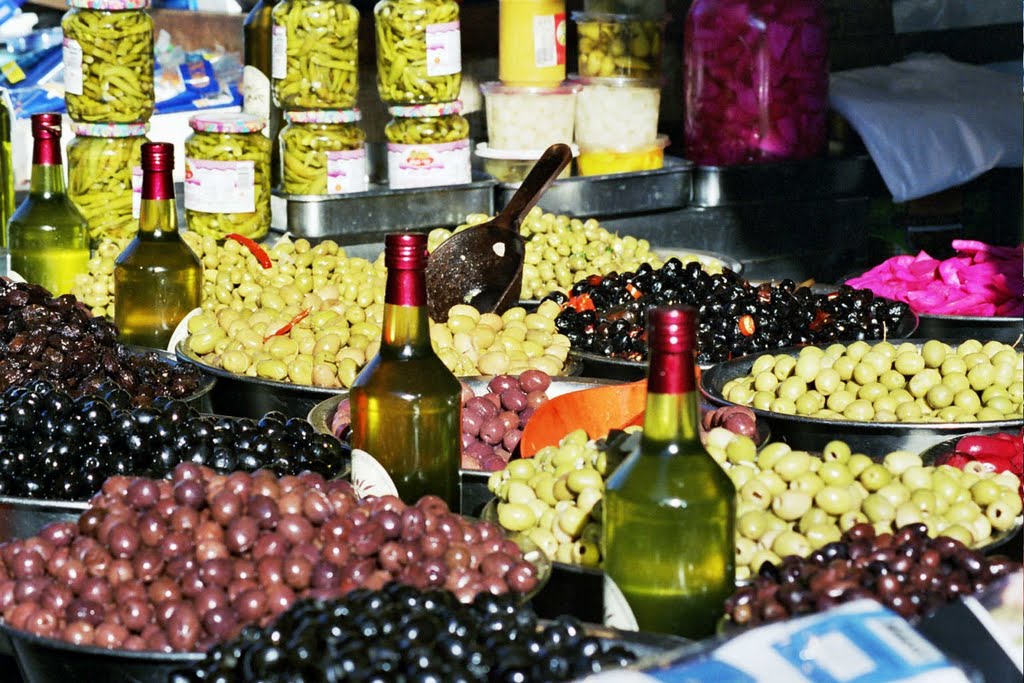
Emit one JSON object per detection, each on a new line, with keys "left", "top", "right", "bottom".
{"left": 280, "top": 109, "right": 368, "bottom": 195}
{"left": 62, "top": 0, "right": 154, "bottom": 123}
{"left": 684, "top": 0, "right": 828, "bottom": 165}
{"left": 385, "top": 100, "right": 471, "bottom": 189}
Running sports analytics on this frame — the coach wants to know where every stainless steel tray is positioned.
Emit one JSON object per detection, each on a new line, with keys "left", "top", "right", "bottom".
{"left": 274, "top": 172, "right": 497, "bottom": 244}
{"left": 914, "top": 313, "right": 1023, "bottom": 345}
{"left": 496, "top": 157, "right": 693, "bottom": 218}
{"left": 690, "top": 154, "right": 883, "bottom": 207}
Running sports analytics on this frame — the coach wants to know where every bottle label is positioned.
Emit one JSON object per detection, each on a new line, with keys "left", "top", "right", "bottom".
{"left": 532, "top": 13, "right": 566, "bottom": 68}
{"left": 63, "top": 38, "right": 84, "bottom": 96}
{"left": 271, "top": 25, "right": 287, "bottom": 80}
{"left": 241, "top": 65, "right": 272, "bottom": 130}
{"left": 386, "top": 139, "right": 470, "bottom": 190}
{"left": 183, "top": 158, "right": 256, "bottom": 214}
{"left": 131, "top": 166, "right": 142, "bottom": 219}
{"left": 425, "top": 21, "right": 461, "bottom": 77}
{"left": 325, "top": 148, "right": 368, "bottom": 195}
{"left": 350, "top": 448, "right": 399, "bottom": 499}
{"left": 603, "top": 574, "right": 640, "bottom": 631}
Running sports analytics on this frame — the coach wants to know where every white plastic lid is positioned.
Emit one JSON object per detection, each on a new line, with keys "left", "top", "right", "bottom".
{"left": 475, "top": 142, "right": 579, "bottom": 160}
{"left": 479, "top": 81, "right": 581, "bottom": 97}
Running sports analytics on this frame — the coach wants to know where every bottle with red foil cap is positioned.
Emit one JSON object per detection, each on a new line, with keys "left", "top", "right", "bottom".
{"left": 8, "top": 113, "right": 89, "bottom": 296}
{"left": 113, "top": 142, "right": 202, "bottom": 349}
{"left": 603, "top": 305, "right": 736, "bottom": 638}
{"left": 349, "top": 232, "right": 462, "bottom": 508}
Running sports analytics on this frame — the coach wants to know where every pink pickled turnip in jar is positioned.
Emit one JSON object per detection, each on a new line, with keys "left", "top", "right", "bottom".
{"left": 683, "top": 0, "right": 829, "bottom": 165}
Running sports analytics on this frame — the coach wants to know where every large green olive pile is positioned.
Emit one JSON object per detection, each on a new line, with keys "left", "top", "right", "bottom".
{"left": 721, "top": 339, "right": 1024, "bottom": 423}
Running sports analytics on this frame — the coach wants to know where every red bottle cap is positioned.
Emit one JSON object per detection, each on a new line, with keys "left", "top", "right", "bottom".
{"left": 30, "top": 113, "right": 62, "bottom": 139}
{"left": 647, "top": 306, "right": 698, "bottom": 354}
{"left": 385, "top": 233, "right": 428, "bottom": 270}
{"left": 142, "top": 142, "right": 174, "bottom": 172}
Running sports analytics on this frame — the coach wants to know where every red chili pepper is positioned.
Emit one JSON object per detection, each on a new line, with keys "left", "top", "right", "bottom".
{"left": 738, "top": 314, "right": 756, "bottom": 337}
{"left": 227, "top": 233, "right": 272, "bottom": 269}
{"left": 264, "top": 307, "right": 311, "bottom": 341}
{"left": 954, "top": 434, "right": 1020, "bottom": 462}
{"left": 567, "top": 292, "right": 595, "bottom": 312}
{"left": 625, "top": 283, "right": 642, "bottom": 300}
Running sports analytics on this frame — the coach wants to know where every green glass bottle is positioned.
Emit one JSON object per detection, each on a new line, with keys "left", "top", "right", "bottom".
{"left": 603, "top": 306, "right": 736, "bottom": 639}
{"left": 114, "top": 142, "right": 203, "bottom": 349}
{"left": 349, "top": 233, "right": 462, "bottom": 508}
{"left": 0, "top": 97, "right": 15, "bottom": 247}
{"left": 8, "top": 113, "right": 89, "bottom": 296}
{"left": 243, "top": 0, "right": 283, "bottom": 188}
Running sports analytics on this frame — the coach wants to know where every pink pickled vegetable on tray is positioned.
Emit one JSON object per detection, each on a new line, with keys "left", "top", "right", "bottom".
{"left": 846, "top": 241, "right": 1024, "bottom": 317}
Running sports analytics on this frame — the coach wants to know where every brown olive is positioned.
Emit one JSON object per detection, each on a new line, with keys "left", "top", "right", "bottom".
{"left": 505, "top": 561, "right": 539, "bottom": 593}
{"left": 173, "top": 479, "right": 206, "bottom": 509}
{"left": 233, "top": 589, "right": 267, "bottom": 622}
{"left": 167, "top": 603, "right": 201, "bottom": 651}
{"left": 126, "top": 479, "right": 161, "bottom": 510}
{"left": 195, "top": 540, "right": 230, "bottom": 563}
{"left": 210, "top": 490, "right": 243, "bottom": 526}
{"left": 63, "top": 620, "right": 95, "bottom": 647}
{"left": 65, "top": 598, "right": 105, "bottom": 626}
{"left": 119, "top": 599, "right": 153, "bottom": 633}
{"left": 256, "top": 556, "right": 284, "bottom": 586}
{"left": 283, "top": 554, "right": 313, "bottom": 590}
{"left": 247, "top": 495, "right": 281, "bottom": 530}
{"left": 278, "top": 514, "right": 315, "bottom": 546}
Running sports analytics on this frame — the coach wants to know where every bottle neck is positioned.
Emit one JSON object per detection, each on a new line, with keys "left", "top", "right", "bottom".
{"left": 139, "top": 168, "right": 178, "bottom": 237}
{"left": 381, "top": 267, "right": 431, "bottom": 355}
{"left": 641, "top": 348, "right": 700, "bottom": 448}
{"left": 29, "top": 137, "right": 66, "bottom": 196}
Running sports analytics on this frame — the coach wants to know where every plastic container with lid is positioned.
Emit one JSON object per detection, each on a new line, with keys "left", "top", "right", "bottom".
{"left": 574, "top": 76, "right": 660, "bottom": 150}
{"left": 280, "top": 109, "right": 368, "bottom": 196}
{"left": 375, "top": 0, "right": 461, "bottom": 105}
{"left": 385, "top": 100, "right": 471, "bottom": 190}
{"left": 573, "top": 11, "right": 666, "bottom": 79}
{"left": 184, "top": 113, "right": 272, "bottom": 241}
{"left": 577, "top": 134, "right": 668, "bottom": 176}
{"left": 499, "top": 0, "right": 567, "bottom": 87}
{"left": 480, "top": 81, "right": 578, "bottom": 151}
{"left": 475, "top": 142, "right": 577, "bottom": 183}
{"left": 684, "top": 0, "right": 829, "bottom": 165}
{"left": 62, "top": 0, "right": 154, "bottom": 123}
{"left": 67, "top": 122, "right": 149, "bottom": 244}
{"left": 271, "top": 0, "right": 360, "bottom": 110}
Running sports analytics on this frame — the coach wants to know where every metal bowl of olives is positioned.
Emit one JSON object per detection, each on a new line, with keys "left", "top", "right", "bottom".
{"left": 700, "top": 340, "right": 1024, "bottom": 456}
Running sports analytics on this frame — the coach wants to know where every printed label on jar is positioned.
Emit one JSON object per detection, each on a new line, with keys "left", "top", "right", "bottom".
{"left": 325, "top": 148, "right": 368, "bottom": 195}
{"left": 63, "top": 37, "right": 84, "bottom": 96}
{"left": 241, "top": 65, "right": 271, "bottom": 126}
{"left": 532, "top": 13, "right": 566, "bottom": 68}
{"left": 386, "top": 140, "right": 470, "bottom": 190}
{"left": 131, "top": 166, "right": 142, "bottom": 219}
{"left": 271, "top": 25, "right": 287, "bottom": 80}
{"left": 425, "top": 21, "right": 461, "bottom": 77}
{"left": 603, "top": 574, "right": 639, "bottom": 631}
{"left": 183, "top": 158, "right": 256, "bottom": 214}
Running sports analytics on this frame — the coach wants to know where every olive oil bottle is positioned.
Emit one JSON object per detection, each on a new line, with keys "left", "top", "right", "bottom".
{"left": 603, "top": 306, "right": 736, "bottom": 638}
{"left": 8, "top": 113, "right": 89, "bottom": 295}
{"left": 114, "top": 142, "right": 202, "bottom": 349}
{"left": 349, "top": 233, "right": 462, "bottom": 508}
{"left": 243, "top": 0, "right": 282, "bottom": 187}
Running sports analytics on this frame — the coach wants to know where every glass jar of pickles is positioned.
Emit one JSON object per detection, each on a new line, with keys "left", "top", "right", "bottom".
{"left": 67, "top": 122, "right": 149, "bottom": 244}
{"left": 572, "top": 11, "right": 665, "bottom": 79}
{"left": 374, "top": 0, "right": 461, "bottom": 105}
{"left": 184, "top": 113, "right": 272, "bottom": 241}
{"left": 280, "top": 109, "right": 368, "bottom": 195}
{"left": 385, "top": 100, "right": 471, "bottom": 189}
{"left": 62, "top": 0, "right": 154, "bottom": 123}
{"left": 271, "top": 0, "right": 360, "bottom": 110}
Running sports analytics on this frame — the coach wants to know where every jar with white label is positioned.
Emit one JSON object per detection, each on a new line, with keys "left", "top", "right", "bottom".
{"left": 62, "top": 0, "right": 154, "bottom": 123}
{"left": 499, "top": 0, "right": 567, "bottom": 87}
{"left": 280, "top": 109, "right": 368, "bottom": 196}
{"left": 385, "top": 100, "right": 471, "bottom": 189}
{"left": 271, "top": 0, "right": 360, "bottom": 110}
{"left": 375, "top": 0, "right": 461, "bottom": 105}
{"left": 66, "top": 122, "right": 149, "bottom": 245}
{"left": 184, "top": 113, "right": 272, "bottom": 241}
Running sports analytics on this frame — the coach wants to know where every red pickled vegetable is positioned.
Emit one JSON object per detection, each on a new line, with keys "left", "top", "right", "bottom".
{"left": 225, "top": 234, "right": 272, "bottom": 269}
{"left": 263, "top": 308, "right": 311, "bottom": 342}
{"left": 847, "top": 242, "right": 1023, "bottom": 317}
{"left": 947, "top": 430, "right": 1024, "bottom": 498}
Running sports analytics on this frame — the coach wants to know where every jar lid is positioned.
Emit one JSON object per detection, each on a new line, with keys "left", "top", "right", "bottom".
{"left": 475, "top": 142, "right": 579, "bottom": 160}
{"left": 71, "top": 122, "right": 149, "bottom": 138}
{"left": 68, "top": 0, "right": 149, "bottom": 9}
{"left": 284, "top": 109, "right": 362, "bottom": 124}
{"left": 570, "top": 74, "right": 664, "bottom": 89}
{"left": 577, "top": 133, "right": 670, "bottom": 154}
{"left": 388, "top": 100, "right": 463, "bottom": 119}
{"left": 479, "top": 81, "right": 581, "bottom": 97}
{"left": 189, "top": 112, "right": 266, "bottom": 134}
{"left": 570, "top": 10, "right": 669, "bottom": 24}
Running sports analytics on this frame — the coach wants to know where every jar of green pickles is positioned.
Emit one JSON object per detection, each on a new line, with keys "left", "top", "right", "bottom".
{"left": 184, "top": 113, "right": 271, "bottom": 241}
{"left": 271, "top": 0, "right": 360, "bottom": 110}
{"left": 62, "top": 0, "right": 154, "bottom": 123}
{"left": 385, "top": 100, "right": 470, "bottom": 189}
{"left": 67, "top": 122, "right": 149, "bottom": 244}
{"left": 374, "top": 0, "right": 461, "bottom": 105}
{"left": 280, "top": 109, "right": 368, "bottom": 196}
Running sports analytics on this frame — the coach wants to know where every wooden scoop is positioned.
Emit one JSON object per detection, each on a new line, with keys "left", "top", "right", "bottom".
{"left": 519, "top": 380, "right": 648, "bottom": 457}
{"left": 425, "top": 143, "right": 573, "bottom": 322}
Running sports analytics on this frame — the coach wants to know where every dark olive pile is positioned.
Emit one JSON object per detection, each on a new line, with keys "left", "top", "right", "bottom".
{"left": 173, "top": 586, "right": 636, "bottom": 683}
{"left": 0, "top": 380, "right": 347, "bottom": 500}
{"left": 552, "top": 260, "right": 912, "bottom": 364}
{"left": 725, "top": 523, "right": 1021, "bottom": 628}
{"left": 0, "top": 279, "right": 201, "bottom": 404}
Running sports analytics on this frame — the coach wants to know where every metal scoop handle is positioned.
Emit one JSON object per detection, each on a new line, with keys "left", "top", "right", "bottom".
{"left": 492, "top": 143, "right": 573, "bottom": 233}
